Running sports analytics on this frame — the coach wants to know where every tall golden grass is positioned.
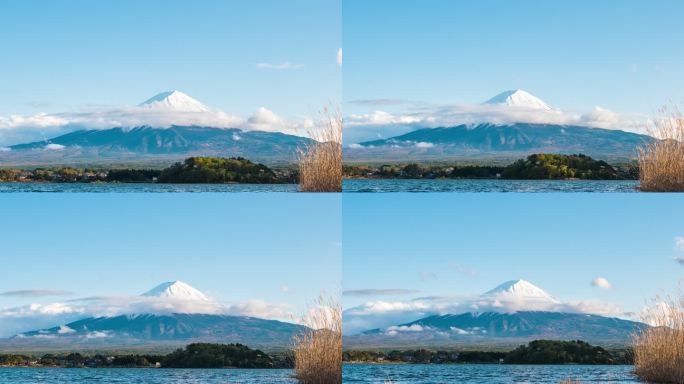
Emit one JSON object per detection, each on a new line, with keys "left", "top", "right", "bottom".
{"left": 633, "top": 294, "right": 684, "bottom": 383}
{"left": 297, "top": 107, "right": 342, "bottom": 192}
{"left": 292, "top": 295, "right": 342, "bottom": 384}
{"left": 638, "top": 105, "right": 684, "bottom": 191}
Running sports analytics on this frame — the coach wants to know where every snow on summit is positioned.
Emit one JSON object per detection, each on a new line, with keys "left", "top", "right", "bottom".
{"left": 138, "top": 90, "right": 211, "bottom": 112}
{"left": 483, "top": 89, "right": 554, "bottom": 110}
{"left": 142, "top": 281, "right": 210, "bottom": 302}
{"left": 483, "top": 279, "right": 559, "bottom": 304}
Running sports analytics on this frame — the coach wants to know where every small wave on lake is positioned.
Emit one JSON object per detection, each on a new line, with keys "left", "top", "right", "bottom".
{"left": 0, "top": 183, "right": 299, "bottom": 193}
{"left": 0, "top": 368, "right": 297, "bottom": 383}
{"left": 343, "top": 179, "right": 640, "bottom": 192}
{"left": 343, "top": 364, "right": 639, "bottom": 383}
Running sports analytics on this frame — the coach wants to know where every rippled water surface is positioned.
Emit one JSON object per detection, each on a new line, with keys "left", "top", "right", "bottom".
{"left": 0, "top": 183, "right": 298, "bottom": 193}
{"left": 0, "top": 368, "right": 296, "bottom": 383}
{"left": 343, "top": 364, "right": 639, "bottom": 383}
{"left": 343, "top": 179, "right": 640, "bottom": 192}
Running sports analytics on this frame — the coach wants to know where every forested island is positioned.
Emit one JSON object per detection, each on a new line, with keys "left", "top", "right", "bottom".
{"left": 344, "top": 154, "right": 638, "bottom": 180}
{"left": 0, "top": 157, "right": 297, "bottom": 184}
{"left": 0, "top": 343, "right": 293, "bottom": 368}
{"left": 343, "top": 340, "right": 633, "bottom": 365}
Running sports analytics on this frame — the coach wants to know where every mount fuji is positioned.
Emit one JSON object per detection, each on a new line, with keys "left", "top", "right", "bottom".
{"left": 142, "top": 281, "right": 211, "bottom": 301}
{"left": 2, "top": 91, "right": 313, "bottom": 166}
{"left": 138, "top": 90, "right": 211, "bottom": 112}
{"left": 0, "top": 281, "right": 305, "bottom": 353}
{"left": 344, "top": 280, "right": 647, "bottom": 348}
{"left": 483, "top": 89, "right": 554, "bottom": 110}
{"left": 346, "top": 90, "right": 653, "bottom": 163}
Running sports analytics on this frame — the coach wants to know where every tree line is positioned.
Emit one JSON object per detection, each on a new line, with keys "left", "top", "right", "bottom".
{"left": 343, "top": 340, "right": 633, "bottom": 365}
{"left": 0, "top": 157, "right": 298, "bottom": 184}
{"left": 344, "top": 153, "right": 639, "bottom": 180}
{"left": 0, "top": 343, "right": 293, "bottom": 368}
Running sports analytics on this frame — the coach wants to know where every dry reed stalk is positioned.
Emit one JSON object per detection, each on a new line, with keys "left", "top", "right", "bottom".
{"left": 633, "top": 294, "right": 684, "bottom": 383}
{"left": 297, "top": 107, "right": 342, "bottom": 192}
{"left": 638, "top": 105, "right": 684, "bottom": 191}
{"left": 293, "top": 295, "right": 342, "bottom": 384}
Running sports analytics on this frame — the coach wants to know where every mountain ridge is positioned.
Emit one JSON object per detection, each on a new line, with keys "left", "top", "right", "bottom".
{"left": 346, "top": 122, "right": 652, "bottom": 162}
{"left": 345, "top": 311, "right": 647, "bottom": 349}
{"left": 4, "top": 125, "right": 313, "bottom": 166}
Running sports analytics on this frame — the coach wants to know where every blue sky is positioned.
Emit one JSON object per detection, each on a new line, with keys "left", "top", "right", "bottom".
{"left": 0, "top": 194, "right": 340, "bottom": 335}
{"left": 344, "top": 0, "right": 684, "bottom": 114}
{"left": 343, "top": 0, "right": 684, "bottom": 142}
{"left": 0, "top": 0, "right": 341, "bottom": 117}
{"left": 343, "top": 194, "right": 684, "bottom": 331}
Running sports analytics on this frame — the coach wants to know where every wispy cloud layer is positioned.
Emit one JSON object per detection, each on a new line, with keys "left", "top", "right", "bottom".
{"left": 343, "top": 289, "right": 420, "bottom": 297}
{"left": 0, "top": 290, "right": 74, "bottom": 298}
{"left": 256, "top": 62, "right": 304, "bottom": 70}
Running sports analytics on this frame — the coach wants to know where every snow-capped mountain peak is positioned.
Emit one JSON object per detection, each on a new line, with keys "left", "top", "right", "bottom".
{"left": 483, "top": 89, "right": 553, "bottom": 110}
{"left": 483, "top": 279, "right": 559, "bottom": 303}
{"left": 141, "top": 281, "right": 209, "bottom": 301}
{"left": 138, "top": 90, "right": 210, "bottom": 112}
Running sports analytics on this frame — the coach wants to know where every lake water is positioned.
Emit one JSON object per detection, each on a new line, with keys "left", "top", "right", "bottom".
{"left": 0, "top": 183, "right": 298, "bottom": 193}
{"left": 0, "top": 180, "right": 641, "bottom": 193}
{"left": 343, "top": 364, "right": 639, "bottom": 383}
{"left": 343, "top": 179, "right": 640, "bottom": 193}
{"left": 0, "top": 368, "right": 297, "bottom": 383}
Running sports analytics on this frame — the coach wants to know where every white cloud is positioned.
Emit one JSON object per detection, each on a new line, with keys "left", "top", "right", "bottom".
{"left": 0, "top": 107, "right": 245, "bottom": 146}
{"left": 0, "top": 289, "right": 73, "bottom": 298}
{"left": 344, "top": 103, "right": 649, "bottom": 144}
{"left": 84, "top": 331, "right": 109, "bottom": 339}
{"left": 675, "top": 236, "right": 684, "bottom": 252}
{"left": 0, "top": 113, "right": 69, "bottom": 129}
{"left": 247, "top": 107, "right": 286, "bottom": 130}
{"left": 344, "top": 289, "right": 420, "bottom": 297}
{"left": 347, "top": 111, "right": 424, "bottom": 126}
{"left": 384, "top": 324, "right": 428, "bottom": 336}
{"left": 415, "top": 142, "right": 434, "bottom": 148}
{"left": 343, "top": 300, "right": 434, "bottom": 335}
{"left": 579, "top": 106, "right": 621, "bottom": 128}
{"left": 44, "top": 143, "right": 65, "bottom": 151}
{"left": 225, "top": 299, "right": 294, "bottom": 320}
{"left": 343, "top": 289, "right": 627, "bottom": 334}
{"left": 0, "top": 295, "right": 295, "bottom": 337}
{"left": 0, "top": 105, "right": 318, "bottom": 146}
{"left": 591, "top": 277, "right": 612, "bottom": 290}
{"left": 57, "top": 325, "right": 75, "bottom": 334}
{"left": 256, "top": 62, "right": 304, "bottom": 70}
{"left": 337, "top": 48, "right": 343, "bottom": 67}
{"left": 450, "top": 327, "right": 471, "bottom": 335}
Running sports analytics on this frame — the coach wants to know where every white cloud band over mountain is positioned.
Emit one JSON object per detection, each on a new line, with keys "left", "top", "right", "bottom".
{"left": 0, "top": 281, "right": 294, "bottom": 337}
{"left": 0, "top": 91, "right": 312, "bottom": 146}
{"left": 343, "top": 279, "right": 627, "bottom": 335}
{"left": 344, "top": 90, "right": 650, "bottom": 144}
